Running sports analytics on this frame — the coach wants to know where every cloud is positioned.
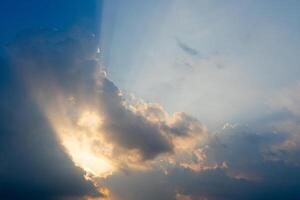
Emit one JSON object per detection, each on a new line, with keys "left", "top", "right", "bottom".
{"left": 3, "top": 27, "right": 207, "bottom": 199}
{"left": 104, "top": 122, "right": 300, "bottom": 200}
{"left": 103, "top": 169, "right": 174, "bottom": 200}
{"left": 9, "top": 28, "right": 206, "bottom": 162}
{"left": 0, "top": 63, "right": 100, "bottom": 199}
{"left": 98, "top": 79, "right": 173, "bottom": 160}
{"left": 166, "top": 122, "right": 300, "bottom": 200}
{"left": 176, "top": 38, "right": 199, "bottom": 56}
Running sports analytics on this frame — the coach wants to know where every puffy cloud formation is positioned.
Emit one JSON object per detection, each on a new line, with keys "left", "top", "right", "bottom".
{"left": 2, "top": 26, "right": 300, "bottom": 200}
{"left": 168, "top": 122, "right": 300, "bottom": 200}
{"left": 103, "top": 122, "right": 300, "bottom": 200}
{"left": 2, "top": 27, "right": 206, "bottom": 199}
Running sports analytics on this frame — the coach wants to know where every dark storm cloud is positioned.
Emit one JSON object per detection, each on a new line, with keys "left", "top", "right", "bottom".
{"left": 167, "top": 122, "right": 300, "bottom": 200}
{"left": 176, "top": 38, "right": 198, "bottom": 56}
{"left": 99, "top": 80, "right": 206, "bottom": 159}
{"left": 9, "top": 29, "right": 173, "bottom": 160}
{"left": 0, "top": 56, "right": 100, "bottom": 199}
{"left": 168, "top": 163, "right": 300, "bottom": 200}
{"left": 7, "top": 27, "right": 206, "bottom": 162}
{"left": 0, "top": 27, "right": 106, "bottom": 199}
{"left": 99, "top": 78, "right": 173, "bottom": 159}
{"left": 3, "top": 29, "right": 208, "bottom": 200}
{"left": 100, "top": 116, "right": 300, "bottom": 200}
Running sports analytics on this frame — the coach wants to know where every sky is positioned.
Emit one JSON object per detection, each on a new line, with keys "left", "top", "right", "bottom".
{"left": 1, "top": 1, "right": 300, "bottom": 200}
{"left": 101, "top": 0, "right": 300, "bottom": 127}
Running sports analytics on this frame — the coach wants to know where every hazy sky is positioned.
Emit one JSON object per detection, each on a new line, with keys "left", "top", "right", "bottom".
{"left": 100, "top": 0, "right": 300, "bottom": 127}
{"left": 1, "top": 1, "right": 300, "bottom": 200}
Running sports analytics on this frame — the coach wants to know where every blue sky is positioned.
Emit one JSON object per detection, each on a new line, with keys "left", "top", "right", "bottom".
{"left": 0, "top": 0, "right": 100, "bottom": 47}
{"left": 100, "top": 0, "right": 300, "bottom": 127}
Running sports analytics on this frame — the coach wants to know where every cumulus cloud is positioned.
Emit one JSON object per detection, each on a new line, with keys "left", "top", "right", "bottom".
{"left": 167, "top": 121, "right": 300, "bottom": 200}
{"left": 103, "top": 121, "right": 300, "bottom": 200}
{"left": 3, "top": 27, "right": 207, "bottom": 199}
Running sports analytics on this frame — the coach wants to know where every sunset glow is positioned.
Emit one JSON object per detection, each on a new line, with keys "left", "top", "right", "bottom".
{"left": 51, "top": 110, "right": 115, "bottom": 178}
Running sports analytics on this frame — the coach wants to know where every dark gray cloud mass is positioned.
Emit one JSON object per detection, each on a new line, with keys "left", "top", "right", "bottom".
{"left": 176, "top": 38, "right": 199, "bottom": 56}
{"left": 8, "top": 30, "right": 173, "bottom": 161}
{"left": 0, "top": 58, "right": 100, "bottom": 199}
{"left": 168, "top": 123, "right": 300, "bottom": 200}
{"left": 102, "top": 122, "right": 300, "bottom": 200}
{"left": 99, "top": 78, "right": 173, "bottom": 160}
{"left": 0, "top": 27, "right": 204, "bottom": 199}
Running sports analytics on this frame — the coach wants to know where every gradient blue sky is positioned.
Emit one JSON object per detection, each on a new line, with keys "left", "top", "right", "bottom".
{"left": 100, "top": 0, "right": 300, "bottom": 128}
